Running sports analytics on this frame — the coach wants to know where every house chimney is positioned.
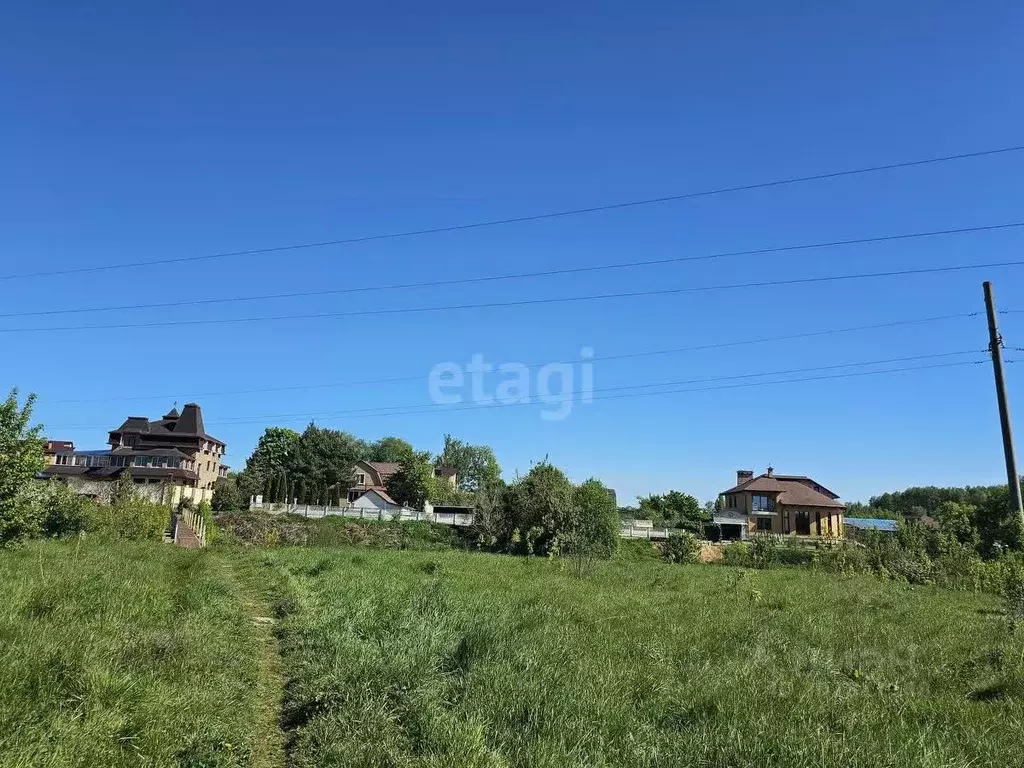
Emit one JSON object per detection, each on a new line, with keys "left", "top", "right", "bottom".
{"left": 766, "top": 466, "right": 774, "bottom": 478}
{"left": 737, "top": 469, "right": 754, "bottom": 485}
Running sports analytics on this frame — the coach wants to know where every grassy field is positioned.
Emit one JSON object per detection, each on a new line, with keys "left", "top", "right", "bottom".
{"left": 0, "top": 540, "right": 280, "bottom": 768}
{"left": 3, "top": 539, "right": 1024, "bottom": 767}
{"left": 256, "top": 545, "right": 1024, "bottom": 768}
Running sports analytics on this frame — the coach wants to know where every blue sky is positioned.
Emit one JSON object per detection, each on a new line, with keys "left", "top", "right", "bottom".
{"left": 2, "top": 1, "right": 1023, "bottom": 504}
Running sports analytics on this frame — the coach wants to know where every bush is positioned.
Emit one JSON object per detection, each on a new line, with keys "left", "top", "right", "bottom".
{"left": 573, "top": 478, "right": 620, "bottom": 558}
{"left": 197, "top": 499, "right": 217, "bottom": 543}
{"left": 214, "top": 512, "right": 467, "bottom": 550}
{"left": 215, "top": 513, "right": 310, "bottom": 546}
{"left": 211, "top": 475, "right": 247, "bottom": 511}
{"left": 615, "top": 539, "right": 662, "bottom": 563}
{"left": 721, "top": 541, "right": 752, "bottom": 567}
{"left": 86, "top": 497, "right": 170, "bottom": 541}
{"left": 813, "top": 542, "right": 869, "bottom": 573}
{"left": 39, "top": 482, "right": 95, "bottom": 537}
{"left": 663, "top": 531, "right": 701, "bottom": 564}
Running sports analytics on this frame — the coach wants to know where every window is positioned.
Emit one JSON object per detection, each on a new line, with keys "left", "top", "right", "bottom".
{"left": 348, "top": 489, "right": 361, "bottom": 502}
{"left": 751, "top": 494, "right": 774, "bottom": 512}
{"left": 757, "top": 517, "right": 773, "bottom": 531}
{"left": 815, "top": 511, "right": 822, "bottom": 536}
{"left": 827, "top": 514, "right": 833, "bottom": 534}
{"left": 725, "top": 494, "right": 737, "bottom": 509}
{"left": 355, "top": 473, "right": 366, "bottom": 486}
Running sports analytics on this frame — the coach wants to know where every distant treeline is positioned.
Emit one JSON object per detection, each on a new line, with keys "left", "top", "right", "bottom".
{"left": 847, "top": 482, "right": 1022, "bottom": 557}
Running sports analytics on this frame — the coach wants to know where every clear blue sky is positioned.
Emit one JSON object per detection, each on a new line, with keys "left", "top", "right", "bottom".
{"left": 3, "top": 1, "right": 1023, "bottom": 504}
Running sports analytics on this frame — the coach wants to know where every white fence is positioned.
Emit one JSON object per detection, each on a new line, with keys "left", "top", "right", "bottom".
{"left": 177, "top": 509, "right": 208, "bottom": 547}
{"left": 619, "top": 523, "right": 680, "bottom": 540}
{"left": 251, "top": 502, "right": 679, "bottom": 539}
{"left": 255, "top": 501, "right": 476, "bottom": 528}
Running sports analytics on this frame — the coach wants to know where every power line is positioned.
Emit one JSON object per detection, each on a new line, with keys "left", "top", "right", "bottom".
{"left": 204, "top": 349, "right": 985, "bottom": 425}
{"left": 4, "top": 144, "right": 1022, "bottom": 282}
{"left": 194, "top": 360, "right": 989, "bottom": 427}
{"left": 44, "top": 350, "right": 983, "bottom": 429}
{"left": 1, "top": 261, "right": 1019, "bottom": 333}
{"left": 4, "top": 221, "right": 1022, "bottom": 319}
{"left": 42, "top": 311, "right": 982, "bottom": 404}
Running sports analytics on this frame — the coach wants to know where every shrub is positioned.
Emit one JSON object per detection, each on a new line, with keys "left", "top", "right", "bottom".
{"left": 86, "top": 497, "right": 169, "bottom": 541}
{"left": 498, "top": 463, "right": 577, "bottom": 556}
{"left": 211, "top": 475, "right": 247, "bottom": 511}
{"left": 216, "top": 513, "right": 310, "bottom": 546}
{"left": 749, "top": 535, "right": 779, "bottom": 568}
{"left": 214, "top": 513, "right": 466, "bottom": 550}
{"left": 615, "top": 539, "right": 662, "bottom": 563}
{"left": 573, "top": 478, "right": 620, "bottom": 558}
{"left": 813, "top": 542, "right": 869, "bottom": 573}
{"left": 0, "top": 389, "right": 45, "bottom": 548}
{"left": 39, "top": 482, "right": 95, "bottom": 537}
{"left": 663, "top": 531, "right": 701, "bottom": 564}
{"left": 197, "top": 499, "right": 217, "bottom": 543}
{"left": 721, "top": 541, "right": 752, "bottom": 567}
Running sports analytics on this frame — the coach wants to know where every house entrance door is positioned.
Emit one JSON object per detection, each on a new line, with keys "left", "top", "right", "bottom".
{"left": 795, "top": 510, "right": 811, "bottom": 535}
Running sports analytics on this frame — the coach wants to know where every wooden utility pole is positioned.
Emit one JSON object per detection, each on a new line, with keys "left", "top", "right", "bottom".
{"left": 983, "top": 281, "right": 1024, "bottom": 522}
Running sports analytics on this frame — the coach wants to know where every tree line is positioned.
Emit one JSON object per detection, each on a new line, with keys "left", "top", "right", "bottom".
{"left": 216, "top": 424, "right": 502, "bottom": 511}
{"left": 846, "top": 483, "right": 1024, "bottom": 557}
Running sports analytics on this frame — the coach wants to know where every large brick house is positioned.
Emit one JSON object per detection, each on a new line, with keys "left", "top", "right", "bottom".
{"left": 347, "top": 460, "right": 458, "bottom": 504}
{"left": 41, "top": 403, "right": 227, "bottom": 505}
{"left": 715, "top": 467, "right": 845, "bottom": 540}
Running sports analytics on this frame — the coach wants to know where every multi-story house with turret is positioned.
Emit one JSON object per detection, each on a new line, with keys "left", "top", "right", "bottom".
{"left": 41, "top": 403, "right": 227, "bottom": 505}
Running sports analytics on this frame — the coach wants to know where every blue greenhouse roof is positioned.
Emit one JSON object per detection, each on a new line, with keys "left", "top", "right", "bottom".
{"left": 844, "top": 517, "right": 899, "bottom": 532}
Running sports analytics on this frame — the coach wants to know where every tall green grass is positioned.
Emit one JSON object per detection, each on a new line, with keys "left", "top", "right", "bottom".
{"left": 6, "top": 540, "right": 1024, "bottom": 767}
{"left": 253, "top": 547, "right": 1024, "bottom": 768}
{"left": 0, "top": 540, "right": 268, "bottom": 767}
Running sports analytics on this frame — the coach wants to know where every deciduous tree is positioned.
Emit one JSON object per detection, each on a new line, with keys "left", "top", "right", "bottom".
{"left": 638, "top": 490, "right": 709, "bottom": 533}
{"left": 573, "top": 478, "right": 619, "bottom": 557}
{"left": 240, "top": 427, "right": 300, "bottom": 498}
{"left": 385, "top": 451, "right": 434, "bottom": 509}
{"left": 212, "top": 473, "right": 246, "bottom": 512}
{"left": 0, "top": 389, "right": 44, "bottom": 546}
{"left": 367, "top": 436, "right": 415, "bottom": 463}
{"left": 437, "top": 434, "right": 501, "bottom": 492}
